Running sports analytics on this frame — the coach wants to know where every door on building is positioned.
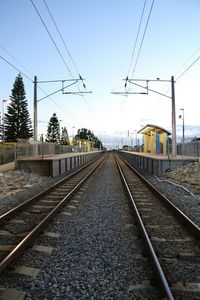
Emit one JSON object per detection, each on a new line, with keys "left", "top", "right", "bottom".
{"left": 156, "top": 133, "right": 160, "bottom": 154}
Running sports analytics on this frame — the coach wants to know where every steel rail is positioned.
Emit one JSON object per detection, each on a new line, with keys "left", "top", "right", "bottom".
{"left": 115, "top": 154, "right": 174, "bottom": 300}
{"left": 0, "top": 154, "right": 107, "bottom": 274}
{"left": 0, "top": 153, "right": 105, "bottom": 224}
{"left": 118, "top": 153, "right": 200, "bottom": 240}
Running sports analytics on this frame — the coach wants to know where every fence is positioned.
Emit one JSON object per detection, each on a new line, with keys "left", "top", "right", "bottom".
{"left": 16, "top": 141, "right": 86, "bottom": 159}
{"left": 177, "top": 140, "right": 200, "bottom": 159}
{"left": 0, "top": 146, "right": 16, "bottom": 165}
{"left": 0, "top": 139, "right": 100, "bottom": 165}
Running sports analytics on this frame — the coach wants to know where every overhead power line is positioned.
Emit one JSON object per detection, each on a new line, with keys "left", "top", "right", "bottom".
{"left": 43, "top": 0, "right": 81, "bottom": 77}
{"left": 0, "top": 45, "right": 34, "bottom": 77}
{"left": 174, "top": 45, "right": 200, "bottom": 79}
{"left": 131, "top": 0, "right": 155, "bottom": 78}
{"left": 0, "top": 55, "right": 33, "bottom": 82}
{"left": 124, "top": 0, "right": 155, "bottom": 89}
{"left": 42, "top": 0, "right": 97, "bottom": 122}
{"left": 176, "top": 55, "right": 200, "bottom": 82}
{"left": 42, "top": 0, "right": 88, "bottom": 92}
{"left": 127, "top": 0, "right": 147, "bottom": 78}
{"left": 30, "top": 0, "right": 74, "bottom": 78}
{"left": 41, "top": 90, "right": 82, "bottom": 126}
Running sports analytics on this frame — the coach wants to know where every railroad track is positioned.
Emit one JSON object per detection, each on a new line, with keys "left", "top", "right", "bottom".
{"left": 0, "top": 153, "right": 106, "bottom": 274}
{"left": 115, "top": 153, "right": 200, "bottom": 300}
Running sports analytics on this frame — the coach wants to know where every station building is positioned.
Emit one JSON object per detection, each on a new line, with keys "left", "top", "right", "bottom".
{"left": 138, "top": 124, "right": 170, "bottom": 155}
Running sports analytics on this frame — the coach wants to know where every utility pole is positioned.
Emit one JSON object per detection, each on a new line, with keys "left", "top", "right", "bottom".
{"left": 112, "top": 76, "right": 177, "bottom": 156}
{"left": 33, "top": 76, "right": 37, "bottom": 141}
{"left": 33, "top": 76, "right": 91, "bottom": 141}
{"left": 171, "top": 76, "right": 176, "bottom": 157}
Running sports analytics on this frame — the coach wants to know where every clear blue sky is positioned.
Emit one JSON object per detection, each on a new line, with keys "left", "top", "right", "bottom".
{"left": 1, "top": 0, "right": 200, "bottom": 147}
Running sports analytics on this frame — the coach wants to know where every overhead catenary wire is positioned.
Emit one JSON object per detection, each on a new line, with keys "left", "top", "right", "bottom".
{"left": 32, "top": 0, "right": 86, "bottom": 88}
{"left": 174, "top": 45, "right": 200, "bottom": 80}
{"left": 30, "top": 0, "right": 74, "bottom": 79}
{"left": 127, "top": 0, "right": 147, "bottom": 79}
{"left": 0, "top": 45, "right": 34, "bottom": 78}
{"left": 42, "top": 0, "right": 95, "bottom": 117}
{"left": 131, "top": 0, "right": 155, "bottom": 79}
{"left": 42, "top": 0, "right": 97, "bottom": 116}
{"left": 0, "top": 55, "right": 33, "bottom": 82}
{"left": 124, "top": 0, "right": 155, "bottom": 90}
{"left": 176, "top": 55, "right": 200, "bottom": 82}
{"left": 41, "top": 91, "right": 82, "bottom": 126}
{"left": 43, "top": 0, "right": 81, "bottom": 78}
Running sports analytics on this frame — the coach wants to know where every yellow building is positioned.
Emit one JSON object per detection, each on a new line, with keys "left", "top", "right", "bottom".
{"left": 138, "top": 124, "right": 170, "bottom": 155}
{"left": 78, "top": 139, "right": 92, "bottom": 152}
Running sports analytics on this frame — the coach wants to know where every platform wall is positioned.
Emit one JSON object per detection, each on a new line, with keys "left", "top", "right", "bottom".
{"left": 119, "top": 151, "right": 195, "bottom": 175}
{"left": 16, "top": 152, "right": 103, "bottom": 177}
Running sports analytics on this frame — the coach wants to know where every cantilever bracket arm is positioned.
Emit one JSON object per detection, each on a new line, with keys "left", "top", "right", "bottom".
{"left": 111, "top": 91, "right": 147, "bottom": 96}
{"left": 38, "top": 81, "right": 79, "bottom": 102}
{"left": 63, "top": 91, "right": 92, "bottom": 95}
{"left": 128, "top": 80, "right": 171, "bottom": 99}
{"left": 62, "top": 80, "right": 92, "bottom": 95}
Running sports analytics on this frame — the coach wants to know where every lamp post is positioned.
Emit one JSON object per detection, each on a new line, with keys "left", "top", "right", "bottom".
{"left": 72, "top": 126, "right": 75, "bottom": 144}
{"left": 179, "top": 108, "right": 184, "bottom": 155}
{"left": 179, "top": 108, "right": 184, "bottom": 144}
{"left": 58, "top": 119, "right": 62, "bottom": 143}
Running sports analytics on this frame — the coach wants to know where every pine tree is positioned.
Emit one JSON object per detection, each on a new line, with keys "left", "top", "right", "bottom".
{"left": 4, "top": 74, "right": 33, "bottom": 142}
{"left": 46, "top": 113, "right": 60, "bottom": 143}
{"left": 0, "top": 114, "right": 3, "bottom": 141}
{"left": 74, "top": 128, "right": 93, "bottom": 140}
{"left": 60, "top": 126, "right": 69, "bottom": 145}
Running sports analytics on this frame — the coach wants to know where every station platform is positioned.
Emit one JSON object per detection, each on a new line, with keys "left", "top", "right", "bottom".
{"left": 15, "top": 151, "right": 103, "bottom": 177}
{"left": 120, "top": 151, "right": 197, "bottom": 175}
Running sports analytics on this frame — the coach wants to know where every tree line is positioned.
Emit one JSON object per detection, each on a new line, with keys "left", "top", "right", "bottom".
{"left": 0, "top": 74, "right": 103, "bottom": 150}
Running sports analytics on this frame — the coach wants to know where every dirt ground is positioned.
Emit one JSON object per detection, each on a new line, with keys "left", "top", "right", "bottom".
{"left": 164, "top": 161, "right": 200, "bottom": 194}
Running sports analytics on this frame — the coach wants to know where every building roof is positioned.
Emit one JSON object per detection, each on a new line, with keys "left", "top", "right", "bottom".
{"left": 137, "top": 124, "right": 171, "bottom": 135}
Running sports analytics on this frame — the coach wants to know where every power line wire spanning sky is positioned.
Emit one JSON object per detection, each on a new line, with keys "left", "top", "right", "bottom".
{"left": 0, "top": 0, "right": 200, "bottom": 147}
